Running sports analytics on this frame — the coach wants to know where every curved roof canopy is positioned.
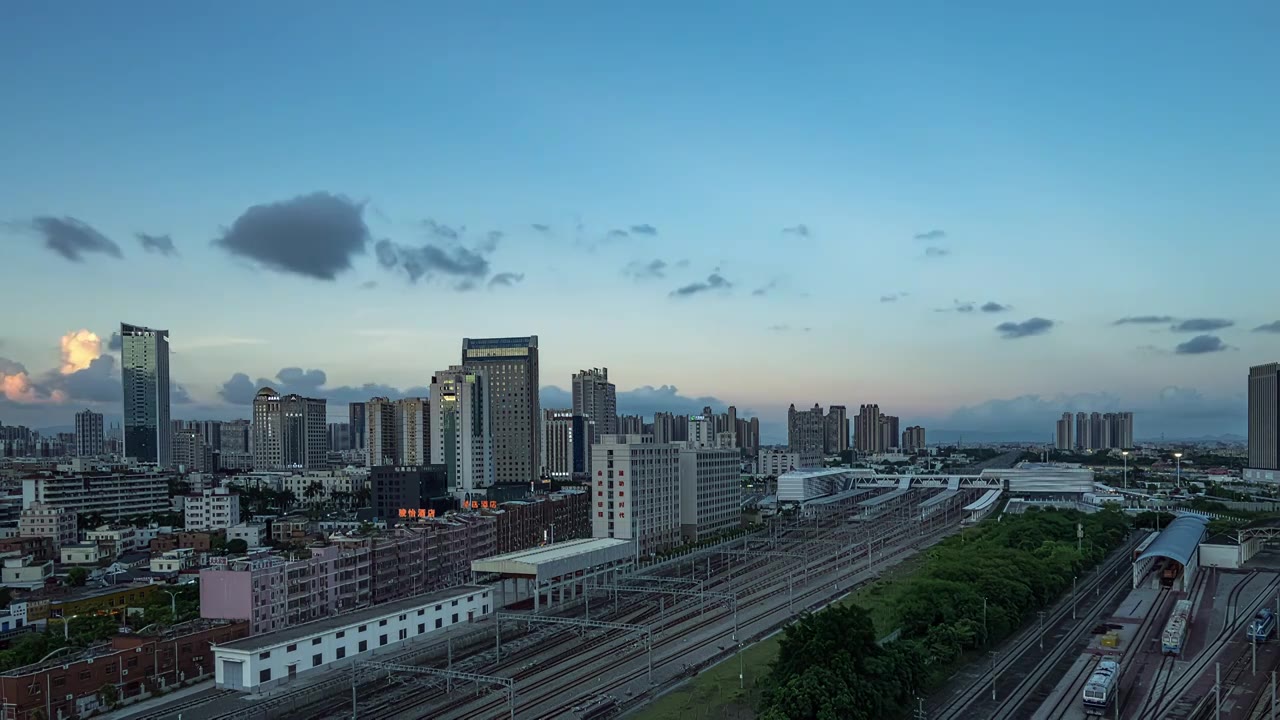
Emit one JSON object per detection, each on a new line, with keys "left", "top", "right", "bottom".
{"left": 1135, "top": 515, "right": 1209, "bottom": 567}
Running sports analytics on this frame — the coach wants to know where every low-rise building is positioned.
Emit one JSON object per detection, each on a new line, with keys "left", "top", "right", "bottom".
{"left": 20, "top": 461, "right": 171, "bottom": 521}
{"left": 185, "top": 487, "right": 241, "bottom": 531}
{"left": 60, "top": 542, "right": 108, "bottom": 565}
{"left": 85, "top": 525, "right": 139, "bottom": 557}
{"left": 149, "top": 531, "right": 225, "bottom": 554}
{"left": 756, "top": 448, "right": 821, "bottom": 477}
{"left": 150, "top": 548, "right": 199, "bottom": 574}
{"left": 0, "top": 554, "right": 54, "bottom": 589}
{"left": 227, "top": 523, "right": 267, "bottom": 548}
{"left": 489, "top": 490, "right": 590, "bottom": 553}
{"left": 17, "top": 502, "right": 77, "bottom": 551}
{"left": 0, "top": 536, "right": 56, "bottom": 565}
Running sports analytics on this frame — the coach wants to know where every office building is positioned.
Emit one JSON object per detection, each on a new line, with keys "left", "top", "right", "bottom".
{"left": 590, "top": 434, "right": 680, "bottom": 558}
{"left": 430, "top": 366, "right": 494, "bottom": 499}
{"left": 787, "top": 404, "right": 825, "bottom": 455}
{"left": 370, "top": 465, "right": 450, "bottom": 522}
{"left": 541, "top": 410, "right": 593, "bottom": 481}
{"left": 74, "top": 409, "right": 104, "bottom": 457}
{"left": 854, "top": 404, "right": 882, "bottom": 453}
{"left": 1248, "top": 363, "right": 1280, "bottom": 481}
{"left": 221, "top": 420, "right": 250, "bottom": 453}
{"left": 901, "top": 426, "right": 927, "bottom": 452}
{"left": 395, "top": 397, "right": 430, "bottom": 466}
{"left": 349, "top": 402, "right": 367, "bottom": 451}
{"left": 678, "top": 445, "right": 739, "bottom": 542}
{"left": 461, "top": 336, "right": 540, "bottom": 486}
{"left": 824, "top": 405, "right": 849, "bottom": 454}
{"left": 365, "top": 397, "right": 398, "bottom": 467}
{"left": 185, "top": 487, "right": 242, "bottom": 531}
{"left": 572, "top": 368, "right": 617, "bottom": 435}
{"left": 120, "top": 322, "right": 171, "bottom": 466}
{"left": 251, "top": 388, "right": 328, "bottom": 470}
{"left": 1056, "top": 413, "right": 1073, "bottom": 450}
{"left": 327, "top": 423, "right": 351, "bottom": 452}
{"left": 756, "top": 448, "right": 820, "bottom": 477}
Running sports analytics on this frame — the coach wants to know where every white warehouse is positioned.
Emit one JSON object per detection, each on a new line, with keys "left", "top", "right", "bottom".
{"left": 213, "top": 585, "right": 490, "bottom": 692}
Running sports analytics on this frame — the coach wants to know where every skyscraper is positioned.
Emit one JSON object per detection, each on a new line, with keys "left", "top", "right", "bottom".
{"left": 572, "top": 368, "right": 617, "bottom": 435}
{"left": 365, "top": 397, "right": 397, "bottom": 467}
{"left": 618, "top": 415, "right": 644, "bottom": 434}
{"left": 430, "top": 366, "right": 494, "bottom": 498}
{"left": 74, "top": 409, "right": 104, "bottom": 457}
{"left": 1055, "top": 412, "right": 1073, "bottom": 450}
{"left": 327, "top": 422, "right": 351, "bottom": 452}
{"left": 787, "top": 404, "right": 825, "bottom": 455}
{"left": 462, "top": 336, "right": 540, "bottom": 486}
{"left": 348, "top": 402, "right": 367, "bottom": 452}
{"left": 901, "top": 426, "right": 927, "bottom": 451}
{"left": 120, "top": 322, "right": 171, "bottom": 466}
{"left": 541, "top": 409, "right": 593, "bottom": 481}
{"left": 1248, "top": 363, "right": 1280, "bottom": 475}
{"left": 653, "top": 412, "right": 677, "bottom": 444}
{"left": 395, "top": 397, "right": 430, "bottom": 466}
{"left": 824, "top": 405, "right": 849, "bottom": 454}
{"left": 251, "top": 387, "right": 328, "bottom": 470}
{"left": 688, "top": 416, "right": 716, "bottom": 448}
{"left": 1075, "top": 412, "right": 1088, "bottom": 451}
{"left": 855, "top": 404, "right": 882, "bottom": 453}
{"left": 879, "top": 415, "right": 900, "bottom": 452}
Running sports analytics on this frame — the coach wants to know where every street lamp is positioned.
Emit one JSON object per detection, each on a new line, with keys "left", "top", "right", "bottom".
{"left": 163, "top": 589, "right": 180, "bottom": 621}
{"left": 1174, "top": 452, "right": 1183, "bottom": 490}
{"left": 61, "top": 614, "right": 79, "bottom": 642}
{"left": 1121, "top": 451, "right": 1130, "bottom": 490}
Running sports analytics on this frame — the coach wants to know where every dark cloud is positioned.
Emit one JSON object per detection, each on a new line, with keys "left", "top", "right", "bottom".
{"left": 981, "top": 302, "right": 1011, "bottom": 313}
{"left": 880, "top": 294, "right": 899, "bottom": 303}
{"left": 1171, "top": 318, "right": 1233, "bottom": 333}
{"left": 914, "top": 229, "right": 946, "bottom": 241}
{"left": 423, "top": 219, "right": 463, "bottom": 241}
{"left": 488, "top": 272, "right": 525, "bottom": 289}
{"left": 107, "top": 332, "right": 122, "bottom": 352}
{"left": 478, "top": 230, "right": 503, "bottom": 253}
{"left": 752, "top": 279, "right": 780, "bottom": 297}
{"left": 45, "top": 355, "right": 118, "bottom": 403}
{"left": 954, "top": 301, "right": 975, "bottom": 313}
{"left": 1253, "top": 321, "right": 1280, "bottom": 333}
{"left": 531, "top": 223, "right": 551, "bottom": 234}
{"left": 374, "top": 239, "right": 491, "bottom": 288}
{"left": 1174, "top": 335, "right": 1229, "bottom": 354}
{"left": 996, "top": 317, "right": 1054, "bottom": 339}
{"left": 607, "top": 229, "right": 630, "bottom": 239}
{"left": 136, "top": 233, "right": 178, "bottom": 257}
{"left": 781, "top": 225, "right": 811, "bottom": 238}
{"left": 670, "top": 273, "right": 732, "bottom": 298}
{"left": 32, "top": 217, "right": 123, "bottom": 262}
{"left": 360, "top": 280, "right": 378, "bottom": 290}
{"left": 213, "top": 192, "right": 370, "bottom": 280}
{"left": 624, "top": 259, "right": 668, "bottom": 280}
{"left": 630, "top": 224, "right": 658, "bottom": 236}
{"left": 219, "top": 367, "right": 429, "bottom": 407}
{"left": 171, "top": 382, "right": 193, "bottom": 404}
{"left": 924, "top": 246, "right": 950, "bottom": 258}
{"left": 1112, "top": 315, "right": 1175, "bottom": 325}
{"left": 767, "top": 324, "right": 792, "bottom": 332}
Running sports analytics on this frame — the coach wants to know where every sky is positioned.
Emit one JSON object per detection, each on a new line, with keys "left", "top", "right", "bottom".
{"left": 1, "top": 2, "right": 1278, "bottom": 442}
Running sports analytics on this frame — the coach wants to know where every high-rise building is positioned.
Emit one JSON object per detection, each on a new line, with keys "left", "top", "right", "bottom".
{"left": 653, "top": 412, "right": 677, "bottom": 444}
{"left": 1248, "top": 363, "right": 1280, "bottom": 478}
{"left": 618, "top": 415, "right": 644, "bottom": 434}
{"left": 572, "top": 368, "right": 617, "bottom": 435}
{"left": 395, "top": 397, "right": 430, "bottom": 466}
{"left": 1055, "top": 412, "right": 1073, "bottom": 450}
{"left": 251, "top": 388, "right": 328, "bottom": 470}
{"left": 370, "top": 465, "right": 450, "bottom": 522}
{"left": 855, "top": 404, "right": 882, "bottom": 453}
{"left": 461, "top": 336, "right": 539, "bottom": 486}
{"left": 74, "top": 409, "right": 104, "bottom": 457}
{"left": 787, "top": 404, "right": 825, "bottom": 455}
{"left": 1075, "top": 412, "right": 1088, "bottom": 451}
{"left": 726, "top": 406, "right": 739, "bottom": 448}
{"left": 172, "top": 429, "right": 212, "bottom": 471}
{"left": 327, "top": 422, "right": 351, "bottom": 452}
{"left": 1089, "top": 412, "right": 1103, "bottom": 450}
{"left": 879, "top": 415, "right": 900, "bottom": 452}
{"left": 590, "top": 434, "right": 680, "bottom": 559}
{"left": 747, "top": 417, "right": 760, "bottom": 453}
{"left": 541, "top": 410, "right": 594, "bottom": 481}
{"left": 901, "top": 426, "right": 927, "bottom": 451}
{"left": 688, "top": 416, "right": 716, "bottom": 448}
{"left": 348, "top": 402, "right": 367, "bottom": 451}
{"left": 678, "top": 445, "right": 739, "bottom": 542}
{"left": 365, "top": 397, "right": 398, "bottom": 467}
{"left": 184, "top": 487, "right": 241, "bottom": 531}
{"left": 824, "top": 405, "right": 849, "bottom": 455}
{"left": 1118, "top": 412, "right": 1134, "bottom": 449}
{"left": 430, "top": 366, "right": 494, "bottom": 499}
{"left": 220, "top": 420, "right": 251, "bottom": 453}
{"left": 120, "top": 322, "right": 171, "bottom": 466}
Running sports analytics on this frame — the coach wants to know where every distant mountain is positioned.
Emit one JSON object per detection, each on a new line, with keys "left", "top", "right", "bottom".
{"left": 1135, "top": 433, "right": 1245, "bottom": 444}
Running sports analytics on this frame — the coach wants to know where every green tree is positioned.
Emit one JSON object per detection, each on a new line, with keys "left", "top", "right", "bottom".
{"left": 66, "top": 567, "right": 89, "bottom": 587}
{"left": 226, "top": 538, "right": 248, "bottom": 554}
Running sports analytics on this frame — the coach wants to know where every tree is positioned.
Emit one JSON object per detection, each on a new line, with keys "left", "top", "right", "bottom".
{"left": 304, "top": 480, "right": 324, "bottom": 503}
{"left": 227, "top": 538, "right": 248, "bottom": 554}
{"left": 99, "top": 682, "right": 120, "bottom": 708}
{"left": 67, "top": 567, "right": 89, "bottom": 587}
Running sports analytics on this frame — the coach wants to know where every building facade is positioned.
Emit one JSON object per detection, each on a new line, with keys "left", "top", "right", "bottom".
{"left": 327, "top": 422, "right": 351, "bottom": 452}
{"left": 252, "top": 388, "right": 328, "bottom": 470}
{"left": 461, "top": 336, "right": 540, "bottom": 487}
{"left": 901, "top": 426, "right": 927, "bottom": 452}
{"left": 430, "top": 366, "right": 494, "bottom": 499}
{"left": 370, "top": 465, "right": 450, "bottom": 522}
{"left": 365, "top": 397, "right": 397, "bottom": 467}
{"left": 824, "top": 405, "right": 849, "bottom": 455}
{"left": 18, "top": 503, "right": 77, "bottom": 551}
{"left": 173, "top": 429, "right": 212, "bottom": 472}
{"left": 688, "top": 416, "right": 717, "bottom": 449}
{"left": 74, "top": 409, "right": 104, "bottom": 457}
{"left": 348, "top": 402, "right": 367, "bottom": 451}
{"left": 540, "top": 410, "right": 593, "bottom": 481}
{"left": 21, "top": 464, "right": 170, "bottom": 520}
{"left": 120, "top": 322, "right": 171, "bottom": 466}
{"left": 1056, "top": 412, "right": 1073, "bottom": 450}
{"left": 395, "top": 397, "right": 430, "bottom": 466}
{"left": 590, "top": 434, "right": 680, "bottom": 558}
{"left": 572, "top": 367, "right": 617, "bottom": 435}
{"left": 879, "top": 415, "right": 900, "bottom": 452}
{"left": 756, "top": 448, "right": 820, "bottom": 476}
{"left": 678, "top": 446, "right": 739, "bottom": 542}
{"left": 787, "top": 404, "right": 825, "bottom": 455}
{"left": 1249, "top": 362, "right": 1280, "bottom": 475}
{"left": 185, "top": 487, "right": 242, "bottom": 531}
{"left": 854, "top": 404, "right": 882, "bottom": 453}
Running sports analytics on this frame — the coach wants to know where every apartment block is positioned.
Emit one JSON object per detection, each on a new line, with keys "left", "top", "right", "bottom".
{"left": 678, "top": 446, "right": 739, "bottom": 542}
{"left": 185, "top": 487, "right": 242, "bottom": 531}
{"left": 756, "top": 448, "right": 820, "bottom": 477}
{"left": 21, "top": 463, "right": 170, "bottom": 521}
{"left": 18, "top": 502, "right": 78, "bottom": 551}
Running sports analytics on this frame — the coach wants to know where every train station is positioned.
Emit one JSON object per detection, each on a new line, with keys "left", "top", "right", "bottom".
{"left": 1131, "top": 514, "right": 1208, "bottom": 591}
{"left": 470, "top": 537, "right": 634, "bottom": 611}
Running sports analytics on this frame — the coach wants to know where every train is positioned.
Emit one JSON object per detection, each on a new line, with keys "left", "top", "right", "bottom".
{"left": 1248, "top": 608, "right": 1276, "bottom": 643}
{"left": 574, "top": 695, "right": 619, "bottom": 719}
{"left": 1162, "top": 599, "right": 1193, "bottom": 655}
{"left": 1081, "top": 656, "right": 1119, "bottom": 715}
{"left": 1133, "top": 531, "right": 1160, "bottom": 561}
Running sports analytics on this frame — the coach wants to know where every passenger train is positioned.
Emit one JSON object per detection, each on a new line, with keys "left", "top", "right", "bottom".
{"left": 1081, "top": 656, "right": 1119, "bottom": 715}
{"left": 1162, "top": 599, "right": 1193, "bottom": 655}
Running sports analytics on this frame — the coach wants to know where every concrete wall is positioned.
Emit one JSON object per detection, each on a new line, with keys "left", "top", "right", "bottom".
{"left": 1199, "top": 543, "right": 1241, "bottom": 569}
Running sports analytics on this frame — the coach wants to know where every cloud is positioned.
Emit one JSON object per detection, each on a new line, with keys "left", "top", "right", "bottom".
{"left": 31, "top": 217, "right": 123, "bottom": 262}
{"left": 913, "top": 229, "right": 946, "bottom": 241}
{"left": 540, "top": 384, "right": 735, "bottom": 420}
{"left": 1174, "top": 335, "right": 1229, "bottom": 354}
{"left": 0, "top": 358, "right": 52, "bottom": 404}
{"left": 767, "top": 324, "right": 792, "bottom": 332}
{"left": 107, "top": 332, "right": 122, "bottom": 352}
{"left": 781, "top": 225, "right": 811, "bottom": 238}
{"left": 218, "top": 367, "right": 429, "bottom": 408}
{"left": 488, "top": 272, "right": 525, "bottom": 289}
{"left": 1254, "top": 321, "right": 1280, "bottom": 333}
{"left": 607, "top": 229, "right": 630, "bottom": 239}
{"left": 213, "top": 192, "right": 370, "bottom": 280}
{"left": 995, "top": 317, "right": 1054, "bottom": 339}
{"left": 422, "top": 219, "right": 464, "bottom": 241}
{"left": 531, "top": 223, "right": 551, "bottom": 234}
{"left": 954, "top": 301, "right": 975, "bottom": 313}
{"left": 478, "top": 230, "right": 503, "bottom": 253}
{"left": 981, "top": 302, "right": 1011, "bottom": 313}
{"left": 924, "top": 246, "right": 950, "bottom": 258}
{"left": 374, "top": 239, "right": 491, "bottom": 288}
{"left": 136, "top": 233, "right": 178, "bottom": 257}
{"left": 59, "top": 330, "right": 102, "bottom": 374}
{"left": 670, "top": 273, "right": 732, "bottom": 298}
{"left": 880, "top": 294, "right": 899, "bottom": 303}
{"left": 360, "top": 280, "right": 378, "bottom": 290}
{"left": 752, "top": 279, "right": 781, "bottom": 297}
{"left": 171, "top": 382, "right": 193, "bottom": 404}
{"left": 624, "top": 259, "right": 668, "bottom": 280}
{"left": 1170, "top": 318, "right": 1234, "bottom": 333}
{"left": 1112, "top": 315, "right": 1175, "bottom": 326}
{"left": 49, "top": 354, "right": 118, "bottom": 403}
{"left": 630, "top": 224, "right": 658, "bottom": 236}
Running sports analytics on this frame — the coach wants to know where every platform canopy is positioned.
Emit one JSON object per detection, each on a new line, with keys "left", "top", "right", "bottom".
{"left": 471, "top": 537, "right": 633, "bottom": 582}
{"left": 1135, "top": 515, "right": 1208, "bottom": 567}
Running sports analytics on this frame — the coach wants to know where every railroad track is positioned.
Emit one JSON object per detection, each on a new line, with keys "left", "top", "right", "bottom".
{"left": 122, "top": 689, "right": 238, "bottom": 720}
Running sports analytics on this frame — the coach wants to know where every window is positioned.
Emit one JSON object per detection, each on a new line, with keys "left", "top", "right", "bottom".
{"left": 358, "top": 625, "right": 367, "bottom": 632}
{"left": 359, "top": 640, "right": 368, "bottom": 652}
{"left": 451, "top": 613, "right": 458, "bottom": 624}
{"left": 378, "top": 619, "right": 387, "bottom": 627}
{"left": 483, "top": 604, "right": 489, "bottom": 613}
{"left": 379, "top": 634, "right": 388, "bottom": 646}
{"left": 435, "top": 618, "right": 443, "bottom": 629}
{"left": 435, "top": 604, "right": 442, "bottom": 611}
{"left": 312, "top": 653, "right": 322, "bottom": 667}
{"left": 336, "top": 630, "right": 345, "bottom": 639}
{"left": 451, "top": 600, "right": 458, "bottom": 607}
{"left": 399, "top": 629, "right": 407, "bottom": 640}
{"left": 418, "top": 623, "right": 425, "bottom": 634}
{"left": 312, "top": 637, "right": 321, "bottom": 645}
{"left": 399, "top": 614, "right": 406, "bottom": 621}
{"left": 336, "top": 647, "right": 346, "bottom": 660}
{"left": 79, "top": 671, "right": 90, "bottom": 680}
{"left": 127, "top": 658, "right": 138, "bottom": 668}
{"left": 259, "top": 650, "right": 271, "bottom": 660}
{"left": 260, "top": 668, "right": 271, "bottom": 683}
{"left": 417, "top": 609, "right": 425, "bottom": 616}
{"left": 53, "top": 676, "right": 65, "bottom": 687}
{"left": 286, "top": 643, "right": 297, "bottom": 652}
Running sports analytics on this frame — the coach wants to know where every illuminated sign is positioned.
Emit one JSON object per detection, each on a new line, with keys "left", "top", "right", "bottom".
{"left": 398, "top": 508, "right": 436, "bottom": 519}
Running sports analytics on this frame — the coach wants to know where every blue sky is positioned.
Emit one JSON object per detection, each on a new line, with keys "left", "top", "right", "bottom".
{"left": 2, "top": 3, "right": 1278, "bottom": 440}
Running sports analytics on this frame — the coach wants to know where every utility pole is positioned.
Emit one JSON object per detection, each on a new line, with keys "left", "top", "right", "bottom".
{"left": 1215, "top": 661, "right": 1221, "bottom": 719}
{"left": 350, "top": 657, "right": 358, "bottom": 720}
{"left": 1073, "top": 576, "right": 1078, "bottom": 620}
{"left": 989, "top": 651, "right": 998, "bottom": 701}
{"left": 983, "top": 597, "right": 988, "bottom": 646}
{"left": 1270, "top": 669, "right": 1276, "bottom": 720}
{"left": 1038, "top": 611, "right": 1046, "bottom": 651}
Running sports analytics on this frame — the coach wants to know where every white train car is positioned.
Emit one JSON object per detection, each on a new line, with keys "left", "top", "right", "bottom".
{"left": 1162, "top": 599, "right": 1193, "bottom": 655}
{"left": 1081, "top": 656, "right": 1119, "bottom": 715}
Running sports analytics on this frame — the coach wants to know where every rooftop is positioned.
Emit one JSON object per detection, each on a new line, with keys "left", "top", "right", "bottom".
{"left": 471, "top": 537, "right": 633, "bottom": 581}
{"left": 216, "top": 585, "right": 489, "bottom": 653}
{"left": 1135, "top": 515, "right": 1209, "bottom": 567}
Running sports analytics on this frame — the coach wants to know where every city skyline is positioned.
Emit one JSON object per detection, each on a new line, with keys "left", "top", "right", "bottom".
{"left": 2, "top": 5, "right": 1278, "bottom": 440}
